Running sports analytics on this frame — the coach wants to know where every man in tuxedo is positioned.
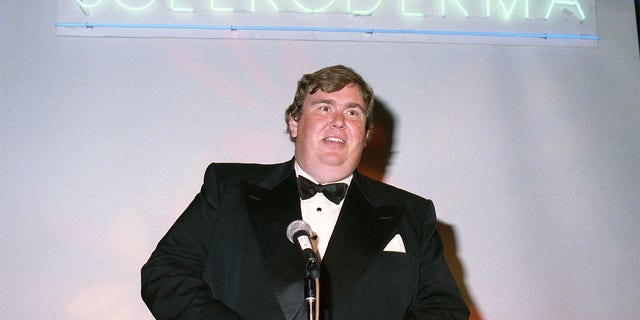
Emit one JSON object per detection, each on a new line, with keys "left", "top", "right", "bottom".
{"left": 141, "top": 65, "right": 469, "bottom": 320}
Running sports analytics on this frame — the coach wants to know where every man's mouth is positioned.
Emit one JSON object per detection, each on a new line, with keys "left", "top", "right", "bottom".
{"left": 324, "top": 137, "right": 345, "bottom": 143}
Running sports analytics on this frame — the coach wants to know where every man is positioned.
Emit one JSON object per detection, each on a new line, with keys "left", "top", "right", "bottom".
{"left": 141, "top": 65, "right": 469, "bottom": 320}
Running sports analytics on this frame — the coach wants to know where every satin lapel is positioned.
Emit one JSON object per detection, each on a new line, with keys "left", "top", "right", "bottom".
{"left": 244, "top": 172, "right": 306, "bottom": 320}
{"left": 320, "top": 181, "right": 405, "bottom": 310}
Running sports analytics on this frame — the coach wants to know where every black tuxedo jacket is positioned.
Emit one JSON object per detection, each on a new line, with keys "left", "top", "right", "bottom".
{"left": 142, "top": 159, "right": 469, "bottom": 320}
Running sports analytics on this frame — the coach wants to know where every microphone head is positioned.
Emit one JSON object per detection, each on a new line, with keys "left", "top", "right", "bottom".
{"left": 286, "top": 220, "right": 312, "bottom": 243}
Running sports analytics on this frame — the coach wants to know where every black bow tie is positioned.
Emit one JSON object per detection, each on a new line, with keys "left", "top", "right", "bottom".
{"left": 297, "top": 176, "right": 348, "bottom": 205}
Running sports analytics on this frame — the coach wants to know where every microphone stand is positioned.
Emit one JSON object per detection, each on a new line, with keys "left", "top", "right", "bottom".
{"left": 304, "top": 259, "right": 320, "bottom": 320}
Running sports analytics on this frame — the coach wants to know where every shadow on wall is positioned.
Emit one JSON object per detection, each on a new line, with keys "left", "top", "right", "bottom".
{"left": 636, "top": 0, "right": 640, "bottom": 53}
{"left": 358, "top": 100, "right": 484, "bottom": 320}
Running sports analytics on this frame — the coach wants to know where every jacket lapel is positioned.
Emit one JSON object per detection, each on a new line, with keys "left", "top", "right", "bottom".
{"left": 243, "top": 161, "right": 307, "bottom": 320}
{"left": 320, "top": 173, "right": 405, "bottom": 311}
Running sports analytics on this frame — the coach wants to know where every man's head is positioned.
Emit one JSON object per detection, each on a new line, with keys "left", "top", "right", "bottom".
{"left": 285, "top": 65, "right": 375, "bottom": 138}
{"left": 285, "top": 65, "right": 375, "bottom": 183}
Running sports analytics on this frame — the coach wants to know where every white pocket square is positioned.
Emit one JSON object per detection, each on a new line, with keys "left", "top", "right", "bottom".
{"left": 383, "top": 234, "right": 406, "bottom": 253}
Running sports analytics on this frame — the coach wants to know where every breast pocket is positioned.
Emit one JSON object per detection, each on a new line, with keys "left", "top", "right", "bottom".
{"left": 335, "top": 252, "right": 419, "bottom": 319}
{"left": 369, "top": 251, "right": 419, "bottom": 295}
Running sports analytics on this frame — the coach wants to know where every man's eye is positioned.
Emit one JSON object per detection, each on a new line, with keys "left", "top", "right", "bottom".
{"left": 346, "top": 109, "right": 360, "bottom": 116}
{"left": 320, "top": 106, "right": 330, "bottom": 112}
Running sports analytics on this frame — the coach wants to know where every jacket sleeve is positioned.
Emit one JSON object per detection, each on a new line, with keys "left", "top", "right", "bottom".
{"left": 141, "top": 164, "right": 246, "bottom": 320}
{"left": 404, "top": 200, "right": 470, "bottom": 320}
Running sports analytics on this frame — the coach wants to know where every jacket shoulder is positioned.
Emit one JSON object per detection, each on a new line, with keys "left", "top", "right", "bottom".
{"left": 203, "top": 160, "right": 293, "bottom": 186}
{"left": 205, "top": 162, "right": 272, "bottom": 177}
{"left": 355, "top": 172, "right": 433, "bottom": 207}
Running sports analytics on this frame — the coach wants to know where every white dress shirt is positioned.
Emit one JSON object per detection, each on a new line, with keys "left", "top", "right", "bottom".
{"left": 294, "top": 162, "right": 352, "bottom": 260}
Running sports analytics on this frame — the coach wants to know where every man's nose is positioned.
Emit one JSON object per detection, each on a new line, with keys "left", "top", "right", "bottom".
{"left": 331, "top": 112, "right": 345, "bottom": 128}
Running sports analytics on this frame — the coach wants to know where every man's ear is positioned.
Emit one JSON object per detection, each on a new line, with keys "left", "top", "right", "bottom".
{"left": 288, "top": 116, "right": 299, "bottom": 139}
{"left": 365, "top": 129, "right": 372, "bottom": 145}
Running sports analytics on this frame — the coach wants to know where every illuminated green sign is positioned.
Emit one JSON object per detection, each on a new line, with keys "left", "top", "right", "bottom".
{"left": 56, "top": 0, "right": 599, "bottom": 46}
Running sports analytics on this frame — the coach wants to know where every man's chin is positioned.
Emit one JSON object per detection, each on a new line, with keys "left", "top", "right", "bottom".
{"left": 318, "top": 157, "right": 359, "bottom": 172}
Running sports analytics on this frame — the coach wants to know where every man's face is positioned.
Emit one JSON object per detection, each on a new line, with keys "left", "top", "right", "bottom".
{"left": 288, "top": 83, "right": 369, "bottom": 183}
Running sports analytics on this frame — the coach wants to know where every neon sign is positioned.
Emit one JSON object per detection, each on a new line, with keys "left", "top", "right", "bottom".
{"left": 70, "top": 0, "right": 587, "bottom": 20}
{"left": 56, "top": 0, "right": 599, "bottom": 46}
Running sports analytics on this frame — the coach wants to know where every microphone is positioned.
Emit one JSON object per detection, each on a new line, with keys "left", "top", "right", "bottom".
{"left": 286, "top": 220, "right": 320, "bottom": 278}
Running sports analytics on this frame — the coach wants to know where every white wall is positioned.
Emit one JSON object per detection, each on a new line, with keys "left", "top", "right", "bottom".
{"left": 2, "top": 1, "right": 639, "bottom": 319}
